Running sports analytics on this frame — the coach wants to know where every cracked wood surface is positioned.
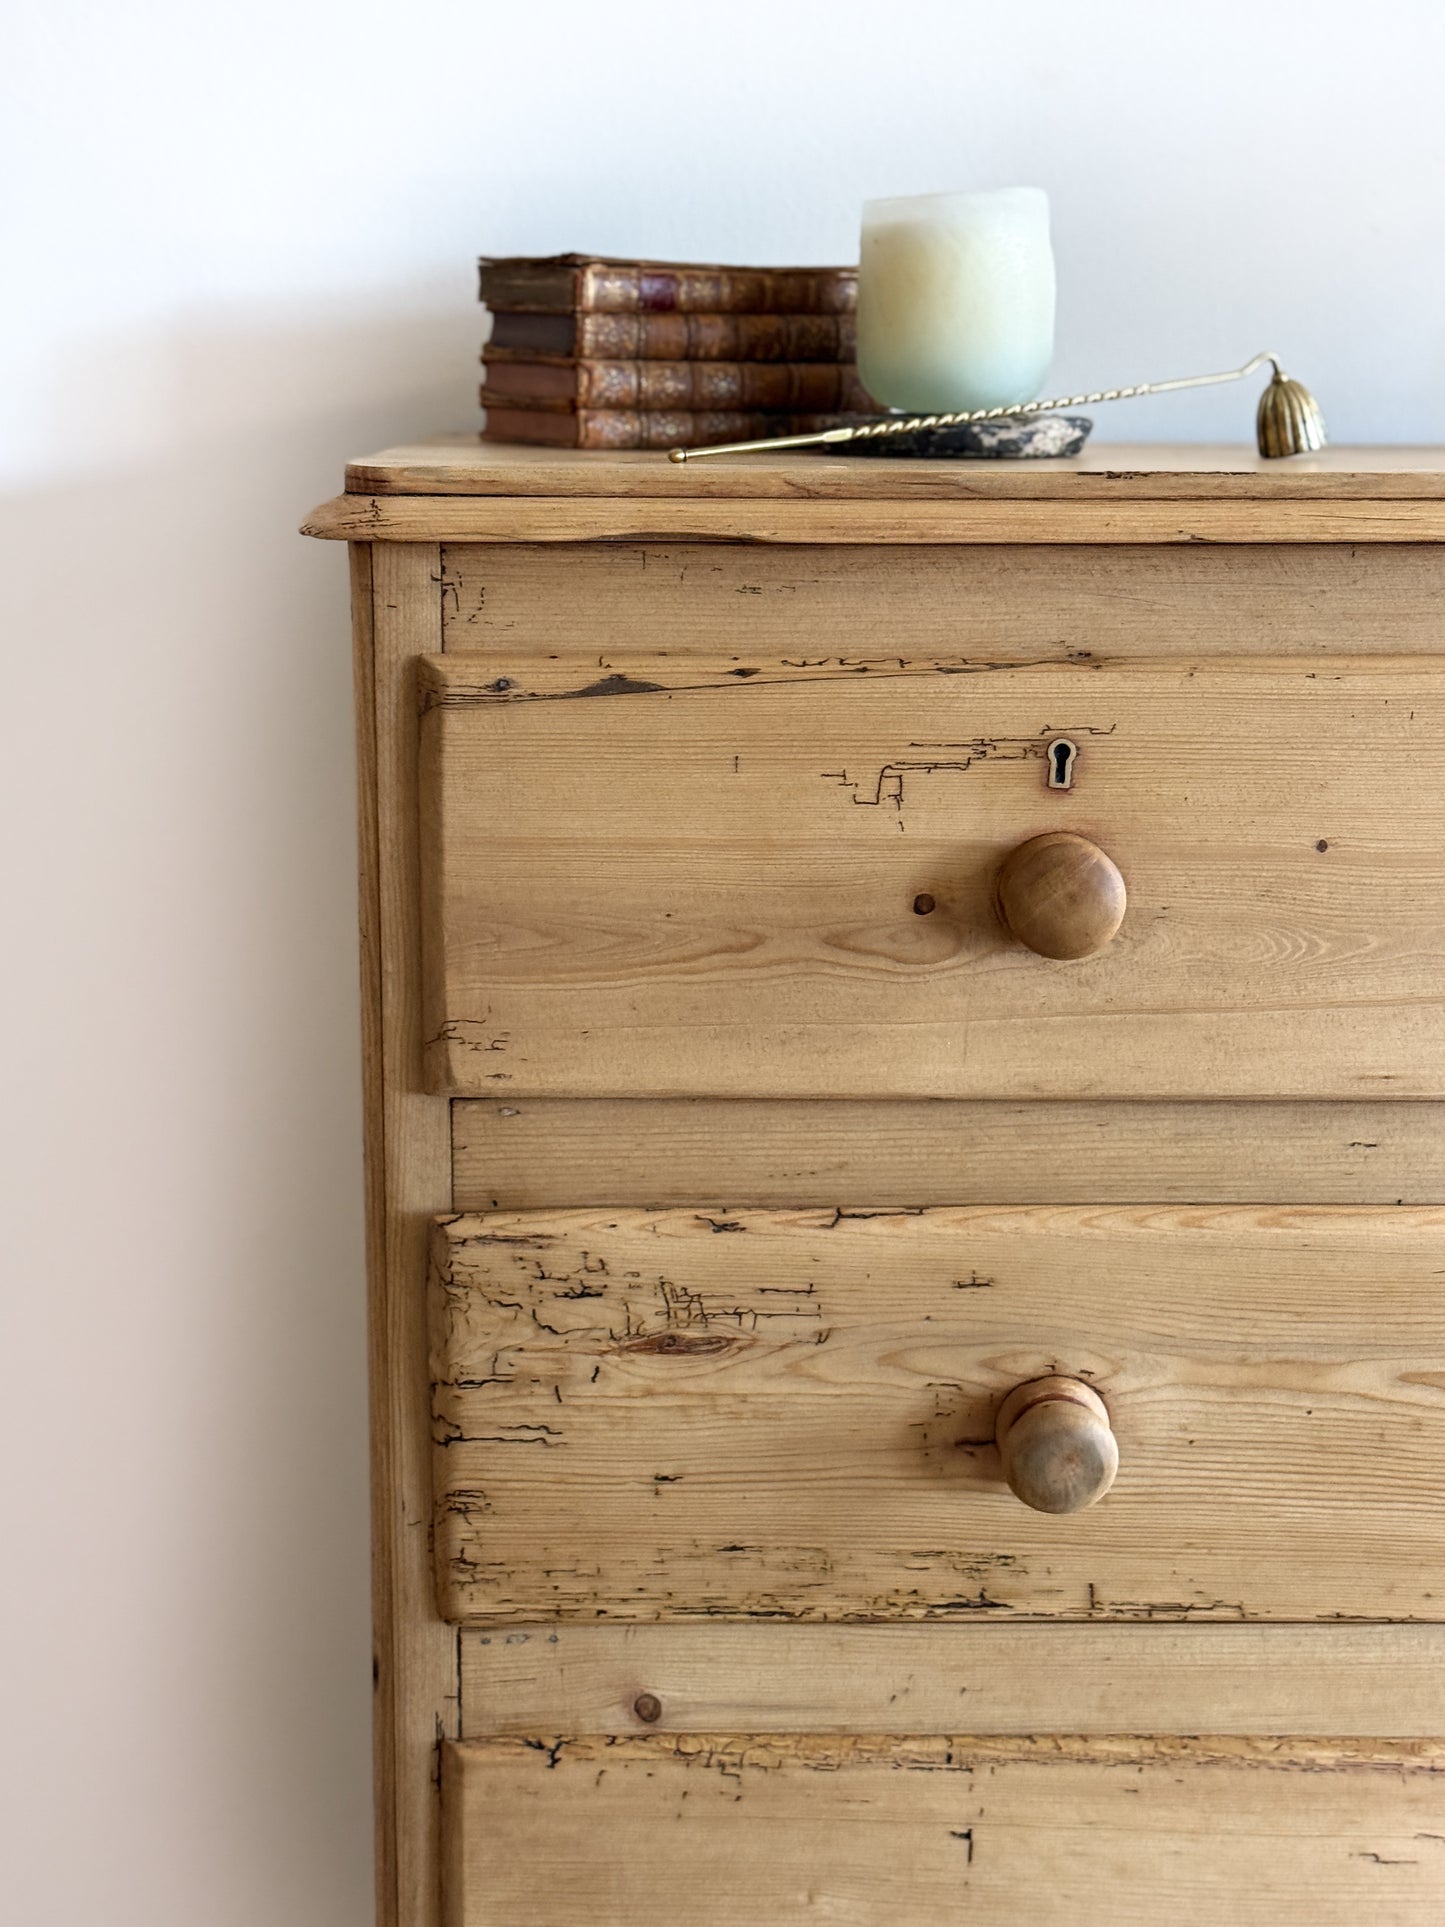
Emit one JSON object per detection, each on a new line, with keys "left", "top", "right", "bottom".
{"left": 450, "top": 1097, "right": 1445, "bottom": 1208}
{"left": 459, "top": 1621, "right": 1445, "bottom": 1738}
{"left": 437, "top": 542, "right": 1445, "bottom": 657}
{"left": 442, "top": 1733, "right": 1445, "bottom": 1926}
{"left": 419, "top": 654, "right": 1445, "bottom": 1098}
{"left": 429, "top": 1204, "right": 1445, "bottom": 1624}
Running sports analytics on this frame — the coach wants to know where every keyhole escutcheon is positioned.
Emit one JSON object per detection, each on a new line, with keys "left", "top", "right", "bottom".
{"left": 1047, "top": 738, "right": 1077, "bottom": 791}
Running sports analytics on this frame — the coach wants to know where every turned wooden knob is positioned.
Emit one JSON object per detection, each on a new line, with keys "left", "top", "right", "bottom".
{"left": 995, "top": 1376, "right": 1118, "bottom": 1514}
{"left": 995, "top": 832, "right": 1126, "bottom": 960}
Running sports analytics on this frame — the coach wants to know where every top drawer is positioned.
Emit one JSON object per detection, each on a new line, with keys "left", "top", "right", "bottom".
{"left": 419, "top": 652, "right": 1445, "bottom": 1099}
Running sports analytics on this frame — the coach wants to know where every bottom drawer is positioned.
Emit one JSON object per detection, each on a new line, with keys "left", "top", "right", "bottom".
{"left": 442, "top": 1733, "right": 1445, "bottom": 1926}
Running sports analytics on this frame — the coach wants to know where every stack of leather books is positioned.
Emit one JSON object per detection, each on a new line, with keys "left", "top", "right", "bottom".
{"left": 480, "top": 253, "right": 874, "bottom": 451}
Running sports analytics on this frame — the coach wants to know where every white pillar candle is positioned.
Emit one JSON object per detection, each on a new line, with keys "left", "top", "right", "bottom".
{"left": 857, "top": 187, "right": 1055, "bottom": 414}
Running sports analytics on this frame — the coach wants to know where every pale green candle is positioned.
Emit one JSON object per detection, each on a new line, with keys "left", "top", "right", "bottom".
{"left": 858, "top": 187, "right": 1056, "bottom": 413}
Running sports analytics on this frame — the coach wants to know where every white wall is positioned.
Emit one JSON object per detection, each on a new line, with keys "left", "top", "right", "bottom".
{"left": 2, "top": 4, "right": 1443, "bottom": 1922}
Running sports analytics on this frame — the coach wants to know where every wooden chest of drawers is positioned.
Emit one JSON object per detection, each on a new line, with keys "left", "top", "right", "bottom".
{"left": 307, "top": 441, "right": 1445, "bottom": 1927}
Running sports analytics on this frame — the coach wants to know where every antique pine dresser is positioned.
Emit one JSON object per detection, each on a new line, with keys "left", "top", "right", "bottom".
{"left": 305, "top": 441, "right": 1445, "bottom": 1927}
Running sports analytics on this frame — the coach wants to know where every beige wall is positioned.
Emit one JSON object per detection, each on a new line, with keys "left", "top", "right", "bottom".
{"left": 3, "top": 2, "right": 1443, "bottom": 1921}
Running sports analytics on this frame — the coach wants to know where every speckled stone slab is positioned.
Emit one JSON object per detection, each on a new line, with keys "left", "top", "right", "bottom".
{"left": 843, "top": 413, "right": 1092, "bottom": 458}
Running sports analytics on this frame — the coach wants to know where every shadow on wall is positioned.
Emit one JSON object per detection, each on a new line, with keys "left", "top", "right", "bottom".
{"left": 0, "top": 287, "right": 477, "bottom": 1927}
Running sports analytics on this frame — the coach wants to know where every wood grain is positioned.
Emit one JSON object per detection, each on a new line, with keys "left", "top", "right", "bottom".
{"left": 442, "top": 1733, "right": 1445, "bottom": 1927}
{"left": 438, "top": 541, "right": 1445, "bottom": 658}
{"left": 420, "top": 655, "right": 1445, "bottom": 1099}
{"left": 451, "top": 1098, "right": 1445, "bottom": 1208}
{"left": 430, "top": 1204, "right": 1445, "bottom": 1624}
{"left": 458, "top": 1621, "right": 1445, "bottom": 1738}
{"left": 304, "top": 491, "right": 1445, "bottom": 544}
{"left": 344, "top": 435, "right": 1445, "bottom": 498}
{"left": 364, "top": 545, "right": 457, "bottom": 1927}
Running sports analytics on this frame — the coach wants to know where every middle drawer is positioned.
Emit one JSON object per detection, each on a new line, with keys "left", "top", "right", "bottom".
{"left": 419, "top": 654, "right": 1445, "bottom": 1100}
{"left": 428, "top": 1203, "right": 1445, "bottom": 1625}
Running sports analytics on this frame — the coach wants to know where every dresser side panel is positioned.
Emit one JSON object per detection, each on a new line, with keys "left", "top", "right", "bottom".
{"left": 362, "top": 542, "right": 456, "bottom": 1927}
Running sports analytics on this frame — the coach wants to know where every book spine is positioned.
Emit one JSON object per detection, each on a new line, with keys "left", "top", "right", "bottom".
{"left": 482, "top": 359, "right": 874, "bottom": 411}
{"left": 589, "top": 409, "right": 854, "bottom": 450}
{"left": 579, "top": 361, "right": 874, "bottom": 410}
{"left": 575, "top": 263, "right": 857, "bottom": 315}
{"left": 575, "top": 312, "right": 857, "bottom": 361}
{"left": 485, "top": 408, "right": 854, "bottom": 451}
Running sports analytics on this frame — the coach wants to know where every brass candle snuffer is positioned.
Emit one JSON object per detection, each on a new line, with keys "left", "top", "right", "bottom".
{"left": 668, "top": 351, "right": 1326, "bottom": 463}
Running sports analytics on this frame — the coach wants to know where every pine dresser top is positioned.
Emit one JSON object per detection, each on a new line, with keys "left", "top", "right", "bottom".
{"left": 304, "top": 438, "right": 1445, "bottom": 544}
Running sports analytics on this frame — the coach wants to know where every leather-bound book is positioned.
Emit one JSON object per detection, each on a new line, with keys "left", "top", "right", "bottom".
{"left": 482, "top": 358, "right": 876, "bottom": 413}
{"left": 480, "top": 253, "right": 857, "bottom": 315}
{"left": 487, "top": 310, "right": 857, "bottom": 362}
{"left": 481, "top": 406, "right": 856, "bottom": 452}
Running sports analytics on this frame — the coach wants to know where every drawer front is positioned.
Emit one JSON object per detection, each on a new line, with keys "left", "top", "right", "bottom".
{"left": 438, "top": 541, "right": 1445, "bottom": 657}
{"left": 429, "top": 1204, "right": 1445, "bottom": 1624}
{"left": 460, "top": 1620, "right": 1445, "bottom": 1738}
{"left": 420, "top": 654, "right": 1445, "bottom": 1099}
{"left": 442, "top": 1734, "right": 1445, "bottom": 1927}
